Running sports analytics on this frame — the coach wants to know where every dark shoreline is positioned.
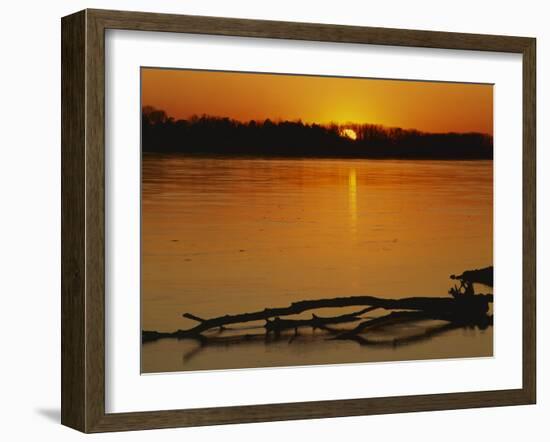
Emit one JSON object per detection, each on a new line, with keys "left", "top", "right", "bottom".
{"left": 142, "top": 110, "right": 493, "bottom": 160}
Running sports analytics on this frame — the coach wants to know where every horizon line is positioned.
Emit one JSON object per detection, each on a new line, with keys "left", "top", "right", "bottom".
{"left": 142, "top": 106, "right": 494, "bottom": 137}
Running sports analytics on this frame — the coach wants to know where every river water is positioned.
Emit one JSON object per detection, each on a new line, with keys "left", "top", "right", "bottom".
{"left": 141, "top": 155, "right": 493, "bottom": 373}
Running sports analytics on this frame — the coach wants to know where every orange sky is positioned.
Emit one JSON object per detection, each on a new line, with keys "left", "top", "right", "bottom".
{"left": 141, "top": 68, "right": 493, "bottom": 135}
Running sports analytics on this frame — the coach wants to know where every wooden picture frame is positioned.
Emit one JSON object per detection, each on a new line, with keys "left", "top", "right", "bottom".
{"left": 61, "top": 8, "right": 536, "bottom": 433}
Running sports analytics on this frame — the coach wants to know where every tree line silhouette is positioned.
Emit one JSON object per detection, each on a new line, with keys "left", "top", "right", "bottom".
{"left": 142, "top": 106, "right": 493, "bottom": 159}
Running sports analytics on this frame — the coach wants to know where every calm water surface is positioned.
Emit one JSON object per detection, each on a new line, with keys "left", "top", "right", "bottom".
{"left": 141, "top": 155, "right": 493, "bottom": 373}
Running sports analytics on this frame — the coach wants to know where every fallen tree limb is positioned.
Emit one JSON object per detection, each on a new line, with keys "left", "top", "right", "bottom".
{"left": 265, "top": 307, "right": 378, "bottom": 333}
{"left": 142, "top": 293, "right": 492, "bottom": 342}
{"left": 349, "top": 314, "right": 493, "bottom": 347}
{"left": 189, "top": 294, "right": 491, "bottom": 335}
{"left": 333, "top": 311, "right": 432, "bottom": 340}
{"left": 333, "top": 299, "right": 493, "bottom": 340}
{"left": 451, "top": 266, "right": 493, "bottom": 287}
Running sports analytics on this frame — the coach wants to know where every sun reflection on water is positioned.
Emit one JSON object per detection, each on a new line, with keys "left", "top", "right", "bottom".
{"left": 348, "top": 168, "right": 358, "bottom": 238}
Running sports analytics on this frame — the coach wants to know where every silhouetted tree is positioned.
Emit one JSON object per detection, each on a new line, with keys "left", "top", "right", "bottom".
{"left": 142, "top": 106, "right": 493, "bottom": 159}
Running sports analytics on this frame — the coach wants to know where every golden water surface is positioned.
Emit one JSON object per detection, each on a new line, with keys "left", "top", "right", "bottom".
{"left": 141, "top": 155, "right": 493, "bottom": 373}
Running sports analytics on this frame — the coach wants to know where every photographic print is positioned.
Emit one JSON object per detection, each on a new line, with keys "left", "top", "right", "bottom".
{"left": 140, "top": 68, "right": 494, "bottom": 374}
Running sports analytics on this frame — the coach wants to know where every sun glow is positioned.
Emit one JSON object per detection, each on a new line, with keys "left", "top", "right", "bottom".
{"left": 142, "top": 68, "right": 494, "bottom": 135}
{"left": 341, "top": 128, "right": 358, "bottom": 140}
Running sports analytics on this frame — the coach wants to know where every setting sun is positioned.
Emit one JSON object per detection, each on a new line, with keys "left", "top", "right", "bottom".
{"left": 340, "top": 128, "right": 358, "bottom": 140}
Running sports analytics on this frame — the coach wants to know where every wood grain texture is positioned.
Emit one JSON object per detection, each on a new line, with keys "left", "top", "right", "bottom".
{"left": 90, "top": 8, "right": 532, "bottom": 52}
{"left": 84, "top": 9, "right": 107, "bottom": 432}
{"left": 522, "top": 38, "right": 537, "bottom": 403}
{"left": 61, "top": 10, "right": 86, "bottom": 432}
{"left": 60, "top": 8, "right": 537, "bottom": 433}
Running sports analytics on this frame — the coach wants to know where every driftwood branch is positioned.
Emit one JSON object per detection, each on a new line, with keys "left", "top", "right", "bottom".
{"left": 451, "top": 266, "right": 493, "bottom": 287}
{"left": 183, "top": 312, "right": 230, "bottom": 331}
{"left": 333, "top": 294, "right": 493, "bottom": 340}
{"left": 265, "top": 307, "right": 378, "bottom": 333}
{"left": 177, "top": 313, "right": 493, "bottom": 364}
{"left": 143, "top": 293, "right": 492, "bottom": 342}
{"left": 141, "top": 267, "right": 494, "bottom": 343}
{"left": 333, "top": 311, "right": 430, "bottom": 340}
{"left": 179, "top": 295, "right": 490, "bottom": 337}
{"left": 183, "top": 313, "right": 206, "bottom": 322}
